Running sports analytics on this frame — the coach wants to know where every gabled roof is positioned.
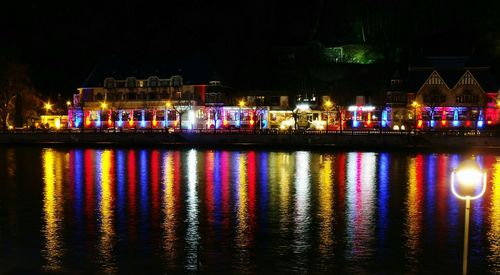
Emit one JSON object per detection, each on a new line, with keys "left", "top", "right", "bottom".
{"left": 405, "top": 56, "right": 499, "bottom": 92}
{"left": 82, "top": 56, "right": 218, "bottom": 87}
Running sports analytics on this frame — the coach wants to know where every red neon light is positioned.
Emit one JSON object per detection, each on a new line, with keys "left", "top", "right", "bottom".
{"left": 152, "top": 112, "right": 158, "bottom": 127}
{"left": 466, "top": 121, "right": 471, "bottom": 127}
{"left": 129, "top": 111, "right": 134, "bottom": 127}
{"left": 85, "top": 111, "right": 91, "bottom": 126}
{"left": 107, "top": 111, "right": 112, "bottom": 126}
{"left": 487, "top": 120, "right": 492, "bottom": 125}
{"left": 441, "top": 120, "right": 447, "bottom": 126}
{"left": 417, "top": 120, "right": 423, "bottom": 128}
{"left": 250, "top": 113, "right": 254, "bottom": 126}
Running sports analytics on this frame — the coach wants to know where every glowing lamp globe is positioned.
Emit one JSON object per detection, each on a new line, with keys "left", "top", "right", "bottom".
{"left": 451, "top": 159, "right": 486, "bottom": 200}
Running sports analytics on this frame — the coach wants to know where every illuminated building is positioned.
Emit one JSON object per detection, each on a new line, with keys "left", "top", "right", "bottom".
{"left": 386, "top": 56, "right": 500, "bottom": 130}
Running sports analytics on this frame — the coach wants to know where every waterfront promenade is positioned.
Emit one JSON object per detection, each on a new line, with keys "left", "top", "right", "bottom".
{"left": 1, "top": 128, "right": 499, "bottom": 150}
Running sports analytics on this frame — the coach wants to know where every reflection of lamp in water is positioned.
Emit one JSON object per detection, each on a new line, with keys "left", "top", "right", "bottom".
{"left": 450, "top": 159, "right": 487, "bottom": 275}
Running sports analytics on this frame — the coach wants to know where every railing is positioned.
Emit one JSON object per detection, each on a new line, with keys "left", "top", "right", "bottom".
{"left": 1, "top": 127, "right": 498, "bottom": 137}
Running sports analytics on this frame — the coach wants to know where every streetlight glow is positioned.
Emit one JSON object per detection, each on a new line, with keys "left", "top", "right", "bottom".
{"left": 451, "top": 159, "right": 487, "bottom": 200}
{"left": 450, "top": 158, "right": 487, "bottom": 275}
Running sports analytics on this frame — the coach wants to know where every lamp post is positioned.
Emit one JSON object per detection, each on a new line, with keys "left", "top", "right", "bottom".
{"left": 100, "top": 101, "right": 107, "bottom": 132}
{"left": 66, "top": 101, "right": 71, "bottom": 128}
{"left": 165, "top": 101, "right": 171, "bottom": 131}
{"left": 239, "top": 100, "right": 245, "bottom": 133}
{"left": 44, "top": 102, "right": 52, "bottom": 115}
{"left": 324, "top": 100, "right": 333, "bottom": 133}
{"left": 43, "top": 102, "right": 52, "bottom": 129}
{"left": 450, "top": 159, "right": 487, "bottom": 275}
{"left": 412, "top": 101, "right": 420, "bottom": 130}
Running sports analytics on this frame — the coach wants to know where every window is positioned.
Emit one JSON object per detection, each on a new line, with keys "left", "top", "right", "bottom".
{"left": 148, "top": 77, "right": 159, "bottom": 87}
{"left": 126, "top": 77, "right": 137, "bottom": 88}
{"left": 104, "top": 78, "right": 115, "bottom": 89}
{"left": 171, "top": 76, "right": 183, "bottom": 87}
{"left": 456, "top": 90, "right": 479, "bottom": 104}
{"left": 255, "top": 96, "right": 265, "bottom": 106}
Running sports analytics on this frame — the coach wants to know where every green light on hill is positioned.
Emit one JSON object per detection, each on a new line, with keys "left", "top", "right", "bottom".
{"left": 323, "top": 44, "right": 383, "bottom": 64}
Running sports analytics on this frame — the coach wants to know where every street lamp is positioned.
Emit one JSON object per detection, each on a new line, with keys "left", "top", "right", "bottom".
{"left": 412, "top": 101, "right": 420, "bottom": 130}
{"left": 165, "top": 101, "right": 171, "bottom": 131}
{"left": 44, "top": 102, "right": 52, "bottom": 115}
{"left": 450, "top": 159, "right": 487, "bottom": 275}
{"left": 239, "top": 100, "right": 245, "bottom": 132}
{"left": 324, "top": 100, "right": 333, "bottom": 133}
{"left": 100, "top": 102, "right": 107, "bottom": 132}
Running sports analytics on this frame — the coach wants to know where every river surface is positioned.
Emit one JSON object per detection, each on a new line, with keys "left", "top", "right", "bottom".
{"left": 0, "top": 147, "right": 498, "bottom": 274}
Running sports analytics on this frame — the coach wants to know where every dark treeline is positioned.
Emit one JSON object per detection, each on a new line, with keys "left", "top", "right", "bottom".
{"left": 1, "top": 0, "right": 499, "bottom": 95}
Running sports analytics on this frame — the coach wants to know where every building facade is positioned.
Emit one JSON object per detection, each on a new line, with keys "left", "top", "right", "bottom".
{"left": 385, "top": 56, "right": 500, "bottom": 130}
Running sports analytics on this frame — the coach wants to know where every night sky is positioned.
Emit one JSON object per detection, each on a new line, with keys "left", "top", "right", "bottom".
{"left": 2, "top": 1, "right": 499, "bottom": 96}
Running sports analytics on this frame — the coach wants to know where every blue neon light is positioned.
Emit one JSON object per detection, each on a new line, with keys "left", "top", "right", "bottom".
{"left": 381, "top": 110, "right": 387, "bottom": 127}
{"left": 75, "top": 117, "right": 81, "bottom": 128}
{"left": 352, "top": 110, "right": 358, "bottom": 128}
{"left": 117, "top": 111, "right": 123, "bottom": 127}
{"left": 262, "top": 119, "right": 268, "bottom": 129}
{"left": 96, "top": 111, "right": 101, "bottom": 127}
{"left": 141, "top": 110, "right": 146, "bottom": 128}
{"left": 477, "top": 120, "right": 484, "bottom": 128}
{"left": 430, "top": 120, "right": 435, "bottom": 128}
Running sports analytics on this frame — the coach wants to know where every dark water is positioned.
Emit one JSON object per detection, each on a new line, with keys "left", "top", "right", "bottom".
{"left": 0, "top": 147, "right": 498, "bottom": 274}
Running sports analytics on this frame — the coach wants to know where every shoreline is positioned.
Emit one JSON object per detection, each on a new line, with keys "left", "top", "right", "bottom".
{"left": 1, "top": 131, "right": 499, "bottom": 152}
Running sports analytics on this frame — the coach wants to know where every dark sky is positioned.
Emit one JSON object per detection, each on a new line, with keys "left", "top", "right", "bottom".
{"left": 2, "top": 1, "right": 499, "bottom": 95}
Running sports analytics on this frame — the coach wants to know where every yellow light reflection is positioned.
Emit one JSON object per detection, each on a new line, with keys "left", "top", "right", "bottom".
{"left": 162, "top": 152, "right": 177, "bottom": 265}
{"left": 42, "top": 149, "right": 63, "bottom": 270}
{"left": 318, "top": 155, "right": 334, "bottom": 256}
{"left": 488, "top": 158, "right": 500, "bottom": 271}
{"left": 236, "top": 153, "right": 250, "bottom": 272}
{"left": 405, "top": 156, "right": 422, "bottom": 262}
{"left": 278, "top": 153, "right": 291, "bottom": 233}
{"left": 98, "top": 150, "right": 115, "bottom": 273}
{"left": 294, "top": 151, "right": 311, "bottom": 271}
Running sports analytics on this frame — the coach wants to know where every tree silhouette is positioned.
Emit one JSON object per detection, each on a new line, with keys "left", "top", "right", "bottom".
{"left": 0, "top": 63, "right": 42, "bottom": 129}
